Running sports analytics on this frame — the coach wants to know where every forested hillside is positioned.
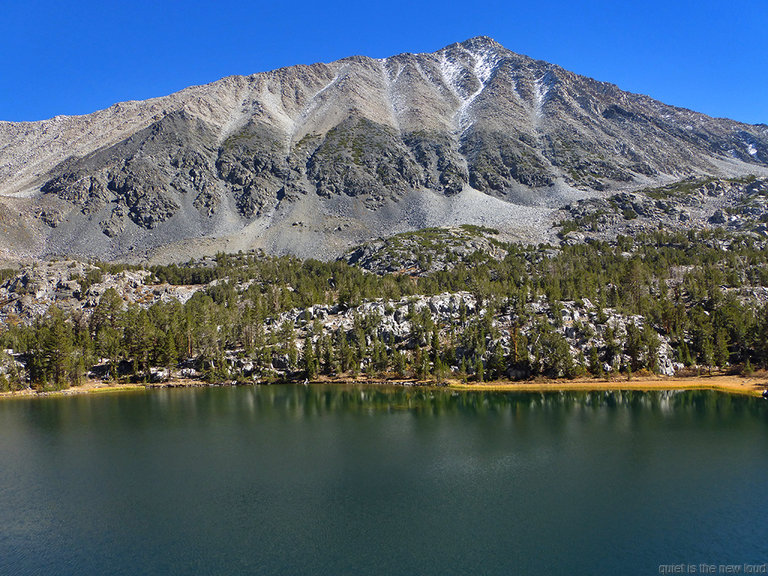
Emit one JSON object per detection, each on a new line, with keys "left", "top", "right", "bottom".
{"left": 2, "top": 221, "right": 768, "bottom": 391}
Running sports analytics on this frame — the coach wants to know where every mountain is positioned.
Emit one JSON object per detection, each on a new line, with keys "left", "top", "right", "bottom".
{"left": 1, "top": 36, "right": 767, "bottom": 262}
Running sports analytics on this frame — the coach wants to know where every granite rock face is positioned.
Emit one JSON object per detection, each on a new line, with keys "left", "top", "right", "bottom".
{"left": 557, "top": 176, "right": 768, "bottom": 243}
{"left": 1, "top": 37, "right": 767, "bottom": 261}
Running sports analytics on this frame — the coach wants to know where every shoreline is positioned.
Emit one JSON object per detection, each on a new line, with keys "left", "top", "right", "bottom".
{"left": 446, "top": 375, "right": 767, "bottom": 397}
{"left": 1, "top": 374, "right": 766, "bottom": 400}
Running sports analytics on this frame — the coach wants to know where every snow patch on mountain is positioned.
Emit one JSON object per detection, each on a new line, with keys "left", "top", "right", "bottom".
{"left": 438, "top": 51, "right": 466, "bottom": 100}
{"left": 455, "top": 45, "right": 501, "bottom": 132}
{"left": 533, "top": 72, "right": 556, "bottom": 119}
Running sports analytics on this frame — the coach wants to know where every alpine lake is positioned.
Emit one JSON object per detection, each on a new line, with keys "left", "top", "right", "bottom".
{"left": 1, "top": 384, "right": 767, "bottom": 575}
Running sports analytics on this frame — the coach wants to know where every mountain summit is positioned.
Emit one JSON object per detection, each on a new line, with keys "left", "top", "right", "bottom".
{"left": 1, "top": 37, "right": 766, "bottom": 261}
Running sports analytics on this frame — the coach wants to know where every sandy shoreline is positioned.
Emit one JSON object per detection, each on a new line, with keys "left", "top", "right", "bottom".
{"left": 1, "top": 373, "right": 766, "bottom": 400}
{"left": 446, "top": 375, "right": 767, "bottom": 396}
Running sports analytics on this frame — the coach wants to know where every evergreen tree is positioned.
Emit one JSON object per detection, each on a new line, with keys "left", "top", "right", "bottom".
{"left": 303, "top": 335, "right": 318, "bottom": 379}
{"left": 714, "top": 328, "right": 730, "bottom": 368}
{"left": 475, "top": 357, "right": 484, "bottom": 383}
{"left": 588, "top": 345, "right": 603, "bottom": 377}
{"left": 159, "top": 331, "right": 177, "bottom": 380}
{"left": 488, "top": 343, "right": 505, "bottom": 380}
{"left": 393, "top": 350, "right": 407, "bottom": 378}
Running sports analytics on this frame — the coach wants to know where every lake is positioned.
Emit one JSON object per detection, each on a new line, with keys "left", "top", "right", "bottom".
{"left": 1, "top": 385, "right": 767, "bottom": 575}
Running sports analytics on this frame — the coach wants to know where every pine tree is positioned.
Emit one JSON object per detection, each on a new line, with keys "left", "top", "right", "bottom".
{"left": 303, "top": 335, "right": 318, "bottom": 379}
{"left": 394, "top": 350, "right": 407, "bottom": 378}
{"left": 433, "top": 357, "right": 447, "bottom": 384}
{"left": 33, "top": 307, "right": 73, "bottom": 389}
{"left": 488, "top": 343, "right": 505, "bottom": 380}
{"left": 159, "top": 331, "right": 177, "bottom": 380}
{"left": 459, "top": 357, "right": 467, "bottom": 382}
{"left": 714, "top": 328, "right": 730, "bottom": 368}
{"left": 589, "top": 346, "right": 603, "bottom": 377}
{"left": 430, "top": 327, "right": 440, "bottom": 363}
{"left": 475, "top": 357, "right": 484, "bottom": 383}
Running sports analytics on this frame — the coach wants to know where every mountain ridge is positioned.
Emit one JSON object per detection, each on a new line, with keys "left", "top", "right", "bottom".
{"left": 1, "top": 36, "right": 767, "bottom": 263}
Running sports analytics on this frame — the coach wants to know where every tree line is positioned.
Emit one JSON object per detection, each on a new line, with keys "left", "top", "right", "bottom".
{"left": 2, "top": 228, "right": 768, "bottom": 390}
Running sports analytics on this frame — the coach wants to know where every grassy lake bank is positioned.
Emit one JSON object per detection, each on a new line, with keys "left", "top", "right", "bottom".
{"left": 2, "top": 373, "right": 766, "bottom": 400}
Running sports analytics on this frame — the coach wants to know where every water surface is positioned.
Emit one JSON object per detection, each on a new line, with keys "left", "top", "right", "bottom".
{"left": 1, "top": 386, "right": 766, "bottom": 575}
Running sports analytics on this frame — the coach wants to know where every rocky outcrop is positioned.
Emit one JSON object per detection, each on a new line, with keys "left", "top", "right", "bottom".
{"left": 307, "top": 117, "right": 423, "bottom": 205}
{"left": 344, "top": 225, "right": 508, "bottom": 275}
{"left": 39, "top": 111, "right": 221, "bottom": 231}
{"left": 216, "top": 120, "right": 292, "bottom": 217}
{"left": 558, "top": 176, "right": 768, "bottom": 243}
{"left": 254, "top": 292, "right": 678, "bottom": 377}
{"left": 0, "top": 261, "right": 204, "bottom": 323}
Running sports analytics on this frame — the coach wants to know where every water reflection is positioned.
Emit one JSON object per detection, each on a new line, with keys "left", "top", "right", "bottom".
{"left": 3, "top": 386, "right": 766, "bottom": 433}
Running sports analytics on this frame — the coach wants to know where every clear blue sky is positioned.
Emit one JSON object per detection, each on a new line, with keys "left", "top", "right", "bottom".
{"left": 2, "top": 0, "right": 766, "bottom": 124}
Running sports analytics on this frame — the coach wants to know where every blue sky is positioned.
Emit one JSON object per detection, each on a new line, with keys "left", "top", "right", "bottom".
{"left": 2, "top": 0, "right": 766, "bottom": 124}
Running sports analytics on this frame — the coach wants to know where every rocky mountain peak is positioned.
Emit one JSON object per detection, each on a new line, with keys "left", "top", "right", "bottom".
{"left": 0, "top": 38, "right": 766, "bottom": 263}
{"left": 457, "top": 35, "right": 505, "bottom": 53}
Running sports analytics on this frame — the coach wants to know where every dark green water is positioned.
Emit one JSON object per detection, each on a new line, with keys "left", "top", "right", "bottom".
{"left": 1, "top": 386, "right": 767, "bottom": 576}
